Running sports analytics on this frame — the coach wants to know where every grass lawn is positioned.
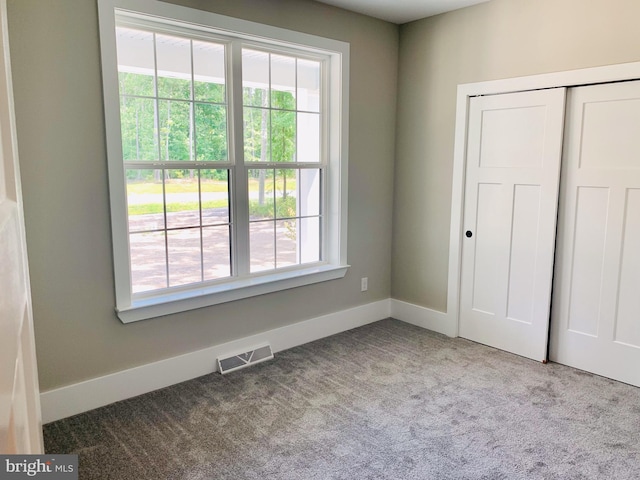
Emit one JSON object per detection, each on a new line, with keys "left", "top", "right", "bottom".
{"left": 127, "top": 178, "right": 297, "bottom": 195}
{"left": 127, "top": 180, "right": 228, "bottom": 195}
{"left": 128, "top": 197, "right": 296, "bottom": 218}
{"left": 128, "top": 200, "right": 229, "bottom": 216}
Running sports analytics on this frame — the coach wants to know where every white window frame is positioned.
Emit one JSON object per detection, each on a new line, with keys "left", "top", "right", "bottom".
{"left": 98, "top": 0, "right": 349, "bottom": 323}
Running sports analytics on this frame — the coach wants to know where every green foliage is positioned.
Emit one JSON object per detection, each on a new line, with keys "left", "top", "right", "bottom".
{"left": 201, "top": 170, "right": 229, "bottom": 181}
{"left": 120, "top": 96, "right": 157, "bottom": 161}
{"left": 158, "top": 76, "right": 190, "bottom": 100}
{"left": 196, "top": 104, "right": 227, "bottom": 161}
{"left": 271, "top": 110, "right": 295, "bottom": 162}
{"left": 248, "top": 195, "right": 296, "bottom": 219}
{"left": 243, "top": 106, "right": 269, "bottom": 162}
{"left": 271, "top": 90, "right": 295, "bottom": 110}
{"left": 118, "top": 72, "right": 228, "bottom": 163}
{"left": 159, "top": 99, "right": 190, "bottom": 161}
{"left": 118, "top": 70, "right": 300, "bottom": 165}
{"left": 243, "top": 87, "right": 296, "bottom": 163}
{"left": 119, "top": 72, "right": 154, "bottom": 97}
{"left": 121, "top": 74, "right": 298, "bottom": 224}
{"left": 243, "top": 87, "right": 268, "bottom": 107}
{"left": 195, "top": 82, "right": 225, "bottom": 103}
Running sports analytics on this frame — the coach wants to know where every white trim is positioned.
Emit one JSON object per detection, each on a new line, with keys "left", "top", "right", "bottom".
{"left": 40, "top": 299, "right": 390, "bottom": 423}
{"left": 118, "top": 264, "right": 349, "bottom": 323}
{"left": 114, "top": 0, "right": 348, "bottom": 53}
{"left": 391, "top": 299, "right": 453, "bottom": 337}
{"left": 447, "top": 61, "right": 640, "bottom": 334}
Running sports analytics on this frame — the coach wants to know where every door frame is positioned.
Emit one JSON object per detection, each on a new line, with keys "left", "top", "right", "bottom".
{"left": 448, "top": 61, "right": 640, "bottom": 336}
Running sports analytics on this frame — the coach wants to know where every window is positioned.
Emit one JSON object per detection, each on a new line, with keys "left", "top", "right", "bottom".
{"left": 98, "top": 0, "right": 349, "bottom": 322}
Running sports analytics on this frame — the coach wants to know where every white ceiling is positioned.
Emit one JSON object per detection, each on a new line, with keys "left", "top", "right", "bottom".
{"left": 314, "top": 0, "right": 491, "bottom": 24}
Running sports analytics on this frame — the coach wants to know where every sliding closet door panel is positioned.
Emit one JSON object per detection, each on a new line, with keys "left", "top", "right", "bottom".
{"left": 459, "top": 88, "right": 566, "bottom": 361}
{"left": 551, "top": 80, "right": 640, "bottom": 387}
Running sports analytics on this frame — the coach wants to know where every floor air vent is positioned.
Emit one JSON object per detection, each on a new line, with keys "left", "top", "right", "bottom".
{"left": 217, "top": 344, "right": 274, "bottom": 374}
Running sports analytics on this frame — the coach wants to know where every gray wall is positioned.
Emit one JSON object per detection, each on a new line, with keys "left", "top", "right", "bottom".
{"left": 7, "top": 0, "right": 398, "bottom": 391}
{"left": 392, "top": 0, "right": 640, "bottom": 312}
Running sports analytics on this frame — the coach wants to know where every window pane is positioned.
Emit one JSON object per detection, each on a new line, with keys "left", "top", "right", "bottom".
{"left": 116, "top": 27, "right": 155, "bottom": 97}
{"left": 159, "top": 100, "right": 191, "bottom": 161}
{"left": 248, "top": 169, "right": 274, "bottom": 219}
{"left": 297, "top": 59, "right": 320, "bottom": 112}
{"left": 201, "top": 169, "right": 230, "bottom": 226}
{"left": 242, "top": 49, "right": 269, "bottom": 107}
{"left": 119, "top": 72, "right": 155, "bottom": 98}
{"left": 193, "top": 41, "right": 225, "bottom": 103}
{"left": 244, "top": 107, "right": 270, "bottom": 163}
{"left": 130, "top": 231, "right": 167, "bottom": 293}
{"left": 271, "top": 54, "right": 295, "bottom": 110}
{"left": 203, "top": 226, "right": 231, "bottom": 280}
{"left": 275, "top": 169, "right": 296, "bottom": 219}
{"left": 127, "top": 169, "right": 165, "bottom": 232}
{"left": 168, "top": 228, "right": 202, "bottom": 287}
{"left": 299, "top": 169, "right": 321, "bottom": 217}
{"left": 250, "top": 221, "right": 275, "bottom": 272}
{"left": 300, "top": 216, "right": 321, "bottom": 263}
{"left": 276, "top": 219, "right": 297, "bottom": 267}
{"left": 271, "top": 110, "right": 295, "bottom": 162}
{"left": 297, "top": 112, "right": 320, "bottom": 163}
{"left": 120, "top": 97, "right": 158, "bottom": 161}
{"left": 156, "top": 34, "right": 191, "bottom": 100}
{"left": 195, "top": 103, "right": 227, "bottom": 161}
{"left": 165, "top": 170, "right": 200, "bottom": 229}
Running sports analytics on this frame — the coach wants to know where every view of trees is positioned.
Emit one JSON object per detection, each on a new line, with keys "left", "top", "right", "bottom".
{"left": 119, "top": 71, "right": 228, "bottom": 181}
{"left": 119, "top": 71, "right": 299, "bottom": 189}
{"left": 120, "top": 70, "right": 304, "bottom": 230}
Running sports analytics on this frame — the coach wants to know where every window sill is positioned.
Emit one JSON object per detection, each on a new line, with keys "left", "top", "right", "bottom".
{"left": 116, "top": 264, "right": 350, "bottom": 323}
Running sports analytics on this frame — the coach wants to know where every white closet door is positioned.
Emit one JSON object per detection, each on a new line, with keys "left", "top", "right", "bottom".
{"left": 551, "top": 80, "right": 640, "bottom": 387}
{"left": 459, "top": 88, "right": 566, "bottom": 361}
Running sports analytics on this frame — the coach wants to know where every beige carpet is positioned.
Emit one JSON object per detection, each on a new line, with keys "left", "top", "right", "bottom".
{"left": 44, "top": 319, "right": 640, "bottom": 479}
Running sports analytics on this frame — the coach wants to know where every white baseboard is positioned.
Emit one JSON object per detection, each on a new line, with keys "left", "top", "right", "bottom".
{"left": 391, "top": 299, "right": 456, "bottom": 337}
{"left": 40, "top": 299, "right": 391, "bottom": 424}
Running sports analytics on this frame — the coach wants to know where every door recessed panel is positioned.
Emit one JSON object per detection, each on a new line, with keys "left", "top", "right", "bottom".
{"left": 479, "top": 106, "right": 546, "bottom": 168}
{"left": 567, "top": 188, "right": 609, "bottom": 337}
{"left": 506, "top": 185, "right": 541, "bottom": 324}
{"left": 580, "top": 99, "right": 640, "bottom": 169}
{"left": 614, "top": 189, "right": 640, "bottom": 348}
{"left": 472, "top": 183, "right": 503, "bottom": 315}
